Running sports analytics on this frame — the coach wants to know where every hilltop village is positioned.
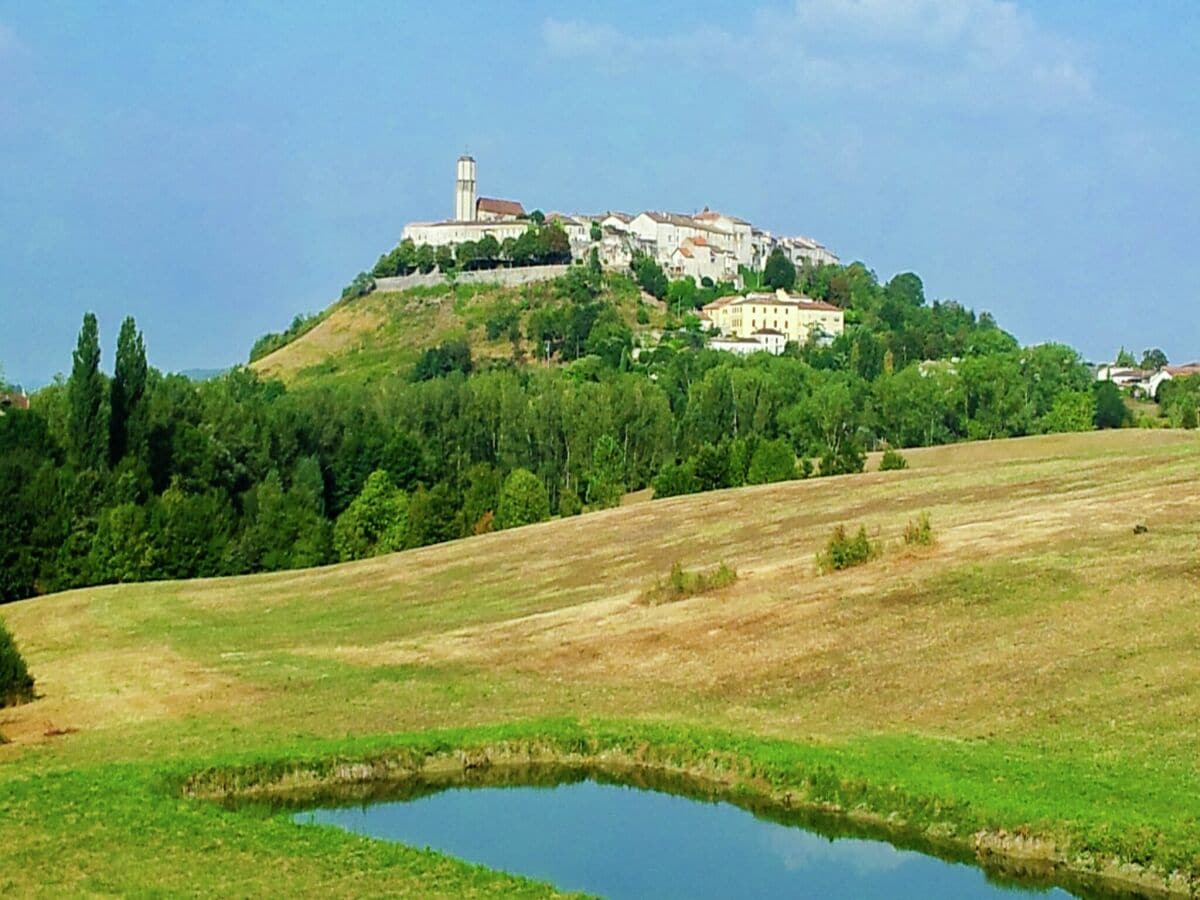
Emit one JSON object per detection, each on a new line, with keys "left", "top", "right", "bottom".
{"left": 393, "top": 156, "right": 844, "bottom": 353}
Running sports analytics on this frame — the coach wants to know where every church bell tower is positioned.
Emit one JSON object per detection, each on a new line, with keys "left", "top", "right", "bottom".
{"left": 455, "top": 155, "right": 477, "bottom": 221}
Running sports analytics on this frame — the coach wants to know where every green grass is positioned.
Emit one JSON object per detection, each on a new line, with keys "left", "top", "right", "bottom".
{"left": 2, "top": 430, "right": 1200, "bottom": 895}
{"left": 251, "top": 274, "right": 662, "bottom": 389}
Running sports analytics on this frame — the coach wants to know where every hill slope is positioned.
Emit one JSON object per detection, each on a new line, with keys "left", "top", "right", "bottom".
{"left": 250, "top": 276, "right": 659, "bottom": 387}
{"left": 1, "top": 430, "right": 1198, "bottom": 895}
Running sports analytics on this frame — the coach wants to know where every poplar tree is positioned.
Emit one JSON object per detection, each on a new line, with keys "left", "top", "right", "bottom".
{"left": 67, "top": 312, "right": 107, "bottom": 469}
{"left": 109, "top": 316, "right": 147, "bottom": 464}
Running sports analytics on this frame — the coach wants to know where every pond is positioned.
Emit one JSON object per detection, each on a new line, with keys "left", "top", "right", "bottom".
{"left": 295, "top": 778, "right": 1079, "bottom": 899}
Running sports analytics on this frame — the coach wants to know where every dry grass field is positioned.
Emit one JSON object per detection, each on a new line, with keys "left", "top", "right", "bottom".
{"left": 1, "top": 429, "right": 1198, "bottom": 896}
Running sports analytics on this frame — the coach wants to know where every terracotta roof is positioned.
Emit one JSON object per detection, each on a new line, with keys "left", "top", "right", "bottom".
{"left": 675, "top": 245, "right": 694, "bottom": 258}
{"left": 753, "top": 328, "right": 786, "bottom": 336}
{"left": 0, "top": 392, "right": 29, "bottom": 410}
{"left": 690, "top": 236, "right": 708, "bottom": 247}
{"left": 1165, "top": 363, "right": 1200, "bottom": 376}
{"left": 476, "top": 197, "right": 525, "bottom": 217}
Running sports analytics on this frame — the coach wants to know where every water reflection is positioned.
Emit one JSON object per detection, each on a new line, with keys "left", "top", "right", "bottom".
{"left": 297, "top": 779, "right": 1079, "bottom": 899}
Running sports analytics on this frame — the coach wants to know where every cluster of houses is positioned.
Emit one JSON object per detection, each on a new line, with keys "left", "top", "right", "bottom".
{"left": 397, "top": 156, "right": 847, "bottom": 356}
{"left": 401, "top": 155, "right": 839, "bottom": 288}
{"left": 1095, "top": 362, "right": 1200, "bottom": 399}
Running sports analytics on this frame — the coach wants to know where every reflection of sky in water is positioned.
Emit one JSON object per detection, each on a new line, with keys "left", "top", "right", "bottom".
{"left": 301, "top": 781, "right": 1077, "bottom": 899}
{"left": 763, "top": 828, "right": 912, "bottom": 874}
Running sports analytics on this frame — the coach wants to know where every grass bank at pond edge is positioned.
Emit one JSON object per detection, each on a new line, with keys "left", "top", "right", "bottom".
{"left": 182, "top": 719, "right": 1198, "bottom": 898}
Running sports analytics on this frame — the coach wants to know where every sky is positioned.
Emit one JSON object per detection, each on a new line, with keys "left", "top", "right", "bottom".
{"left": 1, "top": 1, "right": 1198, "bottom": 386}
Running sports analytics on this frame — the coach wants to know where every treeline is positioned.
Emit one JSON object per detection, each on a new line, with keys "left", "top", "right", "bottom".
{"left": 4, "top": 266, "right": 1191, "bottom": 604}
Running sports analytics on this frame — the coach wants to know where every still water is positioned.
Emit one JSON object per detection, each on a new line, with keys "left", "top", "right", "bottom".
{"left": 297, "top": 779, "right": 1078, "bottom": 899}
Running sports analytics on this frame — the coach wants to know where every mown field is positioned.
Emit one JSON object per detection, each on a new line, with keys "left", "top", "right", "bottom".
{"left": 1, "top": 429, "right": 1198, "bottom": 896}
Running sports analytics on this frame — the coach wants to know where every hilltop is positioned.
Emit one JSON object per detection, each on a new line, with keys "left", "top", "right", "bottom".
{"left": 1, "top": 430, "right": 1198, "bottom": 895}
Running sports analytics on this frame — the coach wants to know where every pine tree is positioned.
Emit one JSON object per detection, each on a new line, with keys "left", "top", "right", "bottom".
{"left": 109, "top": 316, "right": 147, "bottom": 465}
{"left": 67, "top": 312, "right": 107, "bottom": 469}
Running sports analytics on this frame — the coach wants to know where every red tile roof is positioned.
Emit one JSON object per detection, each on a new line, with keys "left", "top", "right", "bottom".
{"left": 476, "top": 197, "right": 525, "bottom": 217}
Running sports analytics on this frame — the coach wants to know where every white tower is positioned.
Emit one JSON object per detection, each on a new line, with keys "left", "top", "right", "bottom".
{"left": 454, "top": 155, "right": 477, "bottom": 221}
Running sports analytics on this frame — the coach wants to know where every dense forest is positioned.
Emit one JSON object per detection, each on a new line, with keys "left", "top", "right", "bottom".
{"left": 2, "top": 262, "right": 1195, "bottom": 604}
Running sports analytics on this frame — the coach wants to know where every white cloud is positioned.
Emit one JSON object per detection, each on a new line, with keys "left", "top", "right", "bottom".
{"left": 543, "top": 0, "right": 1093, "bottom": 111}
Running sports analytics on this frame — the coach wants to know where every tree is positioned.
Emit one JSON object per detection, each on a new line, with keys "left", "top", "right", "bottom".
{"left": 763, "top": 248, "right": 796, "bottom": 290}
{"left": 341, "top": 272, "right": 374, "bottom": 300}
{"left": 584, "top": 308, "right": 632, "bottom": 368}
{"left": 495, "top": 468, "right": 550, "bottom": 529}
{"left": 746, "top": 438, "right": 796, "bottom": 484}
{"left": 537, "top": 223, "right": 572, "bottom": 264}
{"left": 590, "top": 221, "right": 602, "bottom": 242}
{"left": 1040, "top": 391, "right": 1095, "bottom": 433}
{"left": 109, "top": 316, "right": 147, "bottom": 465}
{"left": 1114, "top": 347, "right": 1137, "bottom": 367}
{"left": 1141, "top": 348, "right": 1168, "bottom": 371}
{"left": 652, "top": 460, "right": 699, "bottom": 498}
{"left": 0, "top": 620, "right": 34, "bottom": 707}
{"left": 586, "top": 434, "right": 624, "bottom": 509}
{"left": 415, "top": 244, "right": 436, "bottom": 274}
{"left": 529, "top": 209, "right": 545, "bottom": 225}
{"left": 406, "top": 483, "right": 461, "bottom": 547}
{"left": 1093, "top": 380, "right": 1131, "bottom": 429}
{"left": 633, "top": 255, "right": 668, "bottom": 300}
{"left": 412, "top": 339, "right": 473, "bottom": 381}
{"left": 476, "top": 234, "right": 501, "bottom": 268}
{"left": 666, "top": 278, "right": 698, "bottom": 314}
{"left": 67, "top": 312, "right": 107, "bottom": 470}
{"left": 333, "top": 470, "right": 409, "bottom": 561}
{"left": 885, "top": 272, "right": 925, "bottom": 307}
{"left": 435, "top": 245, "right": 455, "bottom": 273}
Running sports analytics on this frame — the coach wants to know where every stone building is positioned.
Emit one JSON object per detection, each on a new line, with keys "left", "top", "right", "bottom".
{"left": 701, "top": 289, "right": 844, "bottom": 347}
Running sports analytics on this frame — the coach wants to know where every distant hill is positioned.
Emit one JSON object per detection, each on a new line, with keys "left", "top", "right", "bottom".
{"left": 250, "top": 274, "right": 664, "bottom": 388}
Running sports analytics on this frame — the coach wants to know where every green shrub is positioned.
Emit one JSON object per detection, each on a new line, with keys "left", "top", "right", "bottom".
{"left": 340, "top": 271, "right": 376, "bottom": 301}
{"left": 880, "top": 448, "right": 908, "bottom": 471}
{"left": 640, "top": 562, "right": 737, "bottom": 605}
{"left": 903, "top": 512, "right": 935, "bottom": 547}
{"left": 818, "top": 525, "right": 878, "bottom": 573}
{"left": 558, "top": 485, "right": 583, "bottom": 517}
{"left": 496, "top": 469, "right": 551, "bottom": 529}
{"left": 0, "top": 621, "right": 34, "bottom": 708}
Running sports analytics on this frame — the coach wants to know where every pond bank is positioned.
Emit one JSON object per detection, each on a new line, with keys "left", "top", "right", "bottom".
{"left": 183, "top": 723, "right": 1194, "bottom": 898}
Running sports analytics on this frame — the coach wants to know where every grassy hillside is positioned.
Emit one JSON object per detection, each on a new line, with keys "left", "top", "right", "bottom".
{"left": 1, "top": 430, "right": 1199, "bottom": 895}
{"left": 250, "top": 276, "right": 662, "bottom": 388}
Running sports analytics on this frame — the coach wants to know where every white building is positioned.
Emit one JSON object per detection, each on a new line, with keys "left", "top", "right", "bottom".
{"left": 701, "top": 289, "right": 845, "bottom": 347}
{"left": 666, "top": 236, "right": 739, "bottom": 285}
{"left": 401, "top": 155, "right": 530, "bottom": 247}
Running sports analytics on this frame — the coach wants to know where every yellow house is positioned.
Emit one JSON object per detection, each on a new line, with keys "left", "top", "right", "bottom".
{"left": 700, "top": 289, "right": 844, "bottom": 346}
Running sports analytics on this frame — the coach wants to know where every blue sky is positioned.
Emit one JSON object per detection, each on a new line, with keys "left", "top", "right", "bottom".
{"left": 1, "top": 1, "right": 1197, "bottom": 385}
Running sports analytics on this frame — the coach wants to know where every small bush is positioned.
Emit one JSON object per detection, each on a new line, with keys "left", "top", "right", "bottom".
{"left": 640, "top": 562, "right": 737, "bottom": 605}
{"left": 880, "top": 448, "right": 908, "bottom": 471}
{"left": 0, "top": 621, "right": 34, "bottom": 708}
{"left": 818, "top": 525, "right": 878, "bottom": 573}
{"left": 903, "top": 512, "right": 935, "bottom": 547}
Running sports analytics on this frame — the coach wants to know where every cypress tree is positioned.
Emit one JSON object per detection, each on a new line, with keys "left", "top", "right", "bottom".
{"left": 67, "top": 312, "right": 107, "bottom": 469}
{"left": 109, "top": 316, "right": 147, "bottom": 464}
